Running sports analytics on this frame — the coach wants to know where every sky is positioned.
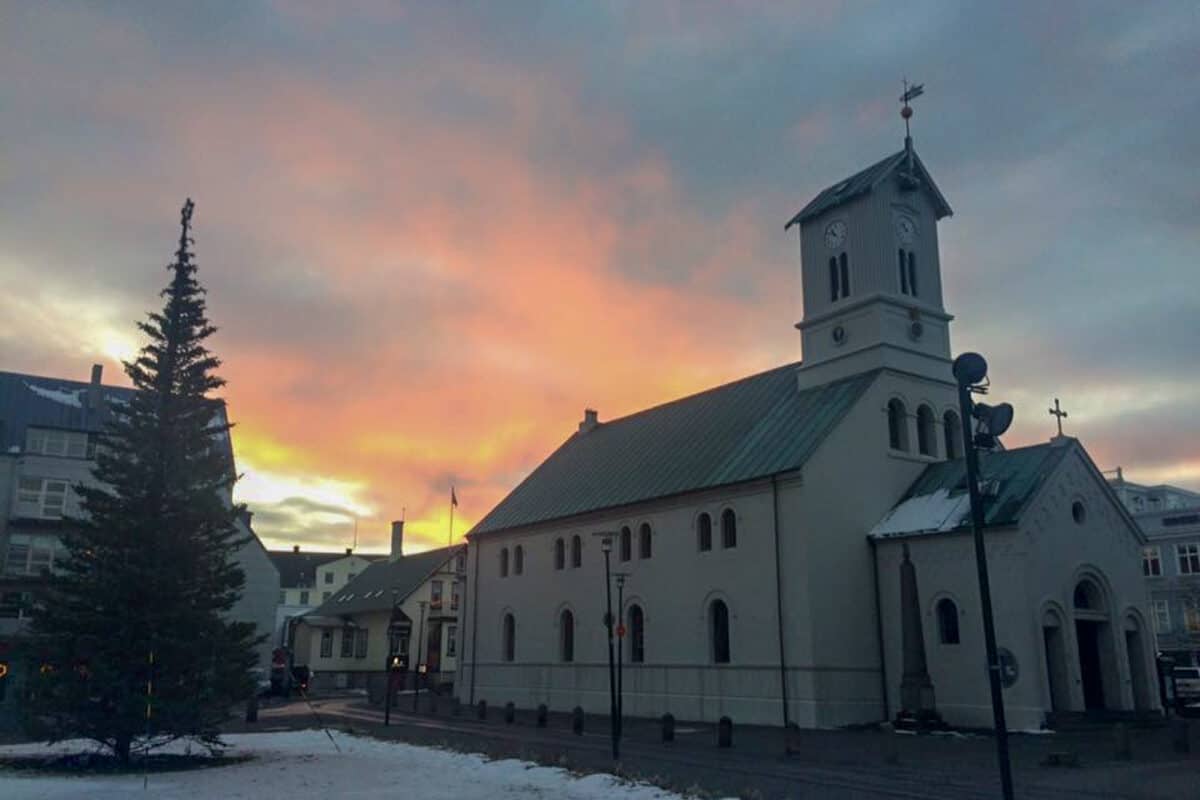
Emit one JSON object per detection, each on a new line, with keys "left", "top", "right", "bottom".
{"left": 2, "top": 2, "right": 1198, "bottom": 554}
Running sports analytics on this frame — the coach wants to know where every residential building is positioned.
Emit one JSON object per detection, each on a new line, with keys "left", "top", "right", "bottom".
{"left": 1107, "top": 467, "right": 1200, "bottom": 515}
{"left": 293, "top": 521, "right": 466, "bottom": 698}
{"left": 456, "top": 134, "right": 1158, "bottom": 730}
{"left": 0, "top": 365, "right": 279, "bottom": 718}
{"left": 268, "top": 546, "right": 384, "bottom": 648}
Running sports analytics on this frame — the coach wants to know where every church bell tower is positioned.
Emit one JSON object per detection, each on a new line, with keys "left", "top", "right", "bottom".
{"left": 788, "top": 87, "right": 956, "bottom": 391}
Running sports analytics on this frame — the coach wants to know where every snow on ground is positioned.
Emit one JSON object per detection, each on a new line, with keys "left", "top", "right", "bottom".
{"left": 0, "top": 729, "right": 696, "bottom": 799}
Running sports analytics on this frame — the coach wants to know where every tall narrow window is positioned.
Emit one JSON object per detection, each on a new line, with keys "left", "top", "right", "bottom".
{"left": 916, "top": 405, "right": 936, "bottom": 457}
{"left": 721, "top": 509, "right": 737, "bottom": 549}
{"left": 554, "top": 538, "right": 565, "bottom": 570}
{"left": 936, "top": 598, "right": 960, "bottom": 644}
{"left": 943, "top": 410, "right": 961, "bottom": 460}
{"left": 898, "top": 248, "right": 909, "bottom": 294}
{"left": 1142, "top": 547, "right": 1162, "bottom": 577}
{"left": 513, "top": 546, "right": 524, "bottom": 575}
{"left": 571, "top": 535, "right": 582, "bottom": 568}
{"left": 619, "top": 526, "right": 632, "bottom": 562}
{"left": 499, "top": 548, "right": 509, "bottom": 577}
{"left": 340, "top": 627, "right": 355, "bottom": 658}
{"left": 697, "top": 513, "right": 712, "bottom": 552}
{"left": 887, "top": 399, "right": 908, "bottom": 451}
{"left": 839, "top": 252, "right": 850, "bottom": 299}
{"left": 638, "top": 523, "right": 652, "bottom": 559}
{"left": 502, "top": 613, "right": 516, "bottom": 662}
{"left": 907, "top": 251, "right": 918, "bottom": 297}
{"left": 560, "top": 609, "right": 575, "bottom": 662}
{"left": 710, "top": 600, "right": 731, "bottom": 664}
{"left": 829, "top": 257, "right": 839, "bottom": 301}
{"left": 628, "top": 605, "right": 645, "bottom": 663}
{"left": 320, "top": 630, "right": 333, "bottom": 658}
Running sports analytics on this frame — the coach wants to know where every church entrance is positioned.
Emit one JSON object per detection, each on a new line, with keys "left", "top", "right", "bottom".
{"left": 1076, "top": 620, "right": 1107, "bottom": 710}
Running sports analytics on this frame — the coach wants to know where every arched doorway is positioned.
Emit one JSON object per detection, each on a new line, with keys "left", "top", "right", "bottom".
{"left": 1072, "top": 579, "right": 1117, "bottom": 711}
{"left": 1041, "top": 607, "right": 1071, "bottom": 711}
{"left": 1123, "top": 613, "right": 1153, "bottom": 711}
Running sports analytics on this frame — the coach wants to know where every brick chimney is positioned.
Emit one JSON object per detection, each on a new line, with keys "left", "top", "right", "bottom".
{"left": 578, "top": 408, "right": 599, "bottom": 433}
{"left": 292, "top": 544, "right": 300, "bottom": 554}
{"left": 390, "top": 520, "right": 405, "bottom": 560}
{"left": 87, "top": 363, "right": 104, "bottom": 415}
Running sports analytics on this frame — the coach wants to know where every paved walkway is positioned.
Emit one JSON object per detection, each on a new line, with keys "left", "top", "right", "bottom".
{"left": 233, "top": 695, "right": 1200, "bottom": 800}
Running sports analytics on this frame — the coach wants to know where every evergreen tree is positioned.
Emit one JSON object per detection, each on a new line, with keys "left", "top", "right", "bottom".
{"left": 26, "top": 199, "right": 258, "bottom": 763}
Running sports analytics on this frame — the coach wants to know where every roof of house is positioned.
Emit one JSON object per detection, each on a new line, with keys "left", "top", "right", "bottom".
{"left": 785, "top": 147, "right": 953, "bottom": 230}
{"left": 870, "top": 440, "right": 1075, "bottom": 538}
{"left": 267, "top": 549, "right": 386, "bottom": 589}
{"left": 0, "top": 369, "right": 135, "bottom": 451}
{"left": 470, "top": 365, "right": 879, "bottom": 536}
{"left": 311, "top": 545, "right": 463, "bottom": 617}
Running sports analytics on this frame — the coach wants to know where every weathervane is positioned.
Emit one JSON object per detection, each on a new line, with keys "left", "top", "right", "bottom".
{"left": 1048, "top": 398, "right": 1069, "bottom": 438}
{"left": 900, "top": 79, "right": 924, "bottom": 140}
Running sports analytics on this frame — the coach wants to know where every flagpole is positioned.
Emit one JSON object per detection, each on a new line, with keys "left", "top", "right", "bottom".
{"left": 449, "top": 487, "right": 455, "bottom": 547}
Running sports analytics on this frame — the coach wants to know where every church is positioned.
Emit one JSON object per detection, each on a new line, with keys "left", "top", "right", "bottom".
{"left": 455, "top": 122, "right": 1159, "bottom": 730}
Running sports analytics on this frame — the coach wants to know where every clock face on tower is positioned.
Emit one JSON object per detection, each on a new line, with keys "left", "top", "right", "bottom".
{"left": 894, "top": 215, "right": 916, "bottom": 244}
{"left": 823, "top": 220, "right": 847, "bottom": 250}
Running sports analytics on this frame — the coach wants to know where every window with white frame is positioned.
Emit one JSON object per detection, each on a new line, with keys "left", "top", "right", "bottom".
{"left": 25, "top": 428, "right": 94, "bottom": 459}
{"left": 1152, "top": 600, "right": 1171, "bottom": 633}
{"left": 1142, "top": 546, "right": 1162, "bottom": 577}
{"left": 340, "top": 627, "right": 355, "bottom": 658}
{"left": 354, "top": 628, "right": 369, "bottom": 659}
{"left": 1185, "top": 598, "right": 1200, "bottom": 634}
{"left": 4, "top": 534, "right": 61, "bottom": 576}
{"left": 446, "top": 624, "right": 458, "bottom": 657}
{"left": 15, "top": 477, "right": 69, "bottom": 518}
{"left": 299, "top": 591, "right": 309, "bottom": 605}
{"left": 450, "top": 582, "right": 461, "bottom": 610}
{"left": 1177, "top": 543, "right": 1200, "bottom": 575}
{"left": 320, "top": 630, "right": 333, "bottom": 658}
{"left": 431, "top": 580, "right": 444, "bottom": 608}
{"left": 324, "top": 572, "right": 334, "bottom": 584}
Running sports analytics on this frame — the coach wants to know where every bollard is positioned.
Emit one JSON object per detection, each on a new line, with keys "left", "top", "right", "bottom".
{"left": 717, "top": 716, "right": 733, "bottom": 748}
{"left": 572, "top": 706, "right": 585, "bottom": 735}
{"left": 1113, "top": 722, "right": 1131, "bottom": 760}
{"left": 477, "top": 699, "right": 488, "bottom": 720}
{"left": 536, "top": 704, "right": 548, "bottom": 728}
{"left": 245, "top": 694, "right": 259, "bottom": 723}
{"left": 785, "top": 722, "right": 801, "bottom": 756}
{"left": 504, "top": 702, "right": 516, "bottom": 724}
{"left": 1172, "top": 719, "right": 1191, "bottom": 754}
{"left": 661, "top": 713, "right": 675, "bottom": 743}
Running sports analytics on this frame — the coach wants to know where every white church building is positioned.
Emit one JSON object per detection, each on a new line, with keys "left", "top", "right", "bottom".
{"left": 455, "top": 134, "right": 1158, "bottom": 730}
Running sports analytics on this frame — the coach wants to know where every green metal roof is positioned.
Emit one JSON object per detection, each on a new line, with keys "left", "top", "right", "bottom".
{"left": 872, "top": 440, "right": 1074, "bottom": 537}
{"left": 471, "top": 365, "right": 879, "bottom": 535}
{"left": 785, "top": 147, "right": 953, "bottom": 230}
{"left": 310, "top": 545, "right": 462, "bottom": 617}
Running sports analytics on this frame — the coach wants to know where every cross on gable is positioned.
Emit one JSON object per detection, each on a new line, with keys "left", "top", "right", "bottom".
{"left": 1048, "top": 398, "right": 1069, "bottom": 437}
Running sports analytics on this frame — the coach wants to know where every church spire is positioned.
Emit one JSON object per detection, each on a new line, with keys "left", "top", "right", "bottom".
{"left": 899, "top": 80, "right": 924, "bottom": 190}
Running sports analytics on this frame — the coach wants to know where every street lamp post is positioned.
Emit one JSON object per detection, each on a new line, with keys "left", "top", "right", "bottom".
{"left": 413, "top": 600, "right": 428, "bottom": 713}
{"left": 384, "top": 587, "right": 400, "bottom": 726}
{"left": 614, "top": 572, "right": 628, "bottom": 742}
{"left": 953, "top": 352, "right": 1015, "bottom": 800}
{"left": 599, "top": 535, "right": 618, "bottom": 761}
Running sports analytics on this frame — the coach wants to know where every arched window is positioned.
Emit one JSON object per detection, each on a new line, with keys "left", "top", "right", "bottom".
{"left": 721, "top": 508, "right": 737, "bottom": 549}
{"left": 936, "top": 598, "right": 960, "bottom": 644}
{"left": 839, "top": 252, "right": 850, "bottom": 299}
{"left": 697, "top": 513, "right": 712, "bottom": 552}
{"left": 619, "top": 526, "right": 632, "bottom": 562}
{"left": 554, "top": 538, "right": 565, "bottom": 570}
{"left": 907, "top": 251, "right": 918, "bottom": 297}
{"left": 560, "top": 609, "right": 575, "bottom": 662}
{"left": 710, "top": 599, "right": 731, "bottom": 664}
{"left": 829, "top": 257, "right": 839, "bottom": 302}
{"left": 898, "top": 248, "right": 909, "bottom": 294}
{"left": 638, "top": 523, "right": 652, "bottom": 559}
{"left": 1074, "top": 580, "right": 1102, "bottom": 610}
{"left": 513, "top": 545, "right": 524, "bottom": 575}
{"left": 943, "top": 410, "right": 961, "bottom": 460}
{"left": 628, "top": 604, "right": 645, "bottom": 663}
{"left": 499, "top": 548, "right": 509, "bottom": 578}
{"left": 887, "top": 399, "right": 909, "bottom": 451}
{"left": 916, "top": 405, "right": 936, "bottom": 457}
{"left": 502, "top": 613, "right": 515, "bottom": 662}
{"left": 571, "top": 535, "right": 582, "bottom": 568}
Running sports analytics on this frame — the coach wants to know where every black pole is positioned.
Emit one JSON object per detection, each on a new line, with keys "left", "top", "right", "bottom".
{"left": 413, "top": 602, "right": 427, "bottom": 713}
{"left": 957, "top": 381, "right": 1015, "bottom": 800}
{"left": 384, "top": 648, "right": 393, "bottom": 726}
{"left": 602, "top": 547, "right": 618, "bottom": 760}
{"left": 617, "top": 577, "right": 624, "bottom": 742}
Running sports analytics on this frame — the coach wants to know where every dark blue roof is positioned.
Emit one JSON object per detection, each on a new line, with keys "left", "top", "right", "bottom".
{"left": 785, "top": 147, "right": 953, "bottom": 230}
{"left": 0, "top": 369, "right": 135, "bottom": 451}
{"left": 471, "top": 366, "right": 879, "bottom": 535}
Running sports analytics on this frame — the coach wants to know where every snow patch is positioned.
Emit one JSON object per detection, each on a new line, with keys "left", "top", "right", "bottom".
{"left": 24, "top": 382, "right": 84, "bottom": 408}
{"left": 870, "top": 488, "right": 972, "bottom": 536}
